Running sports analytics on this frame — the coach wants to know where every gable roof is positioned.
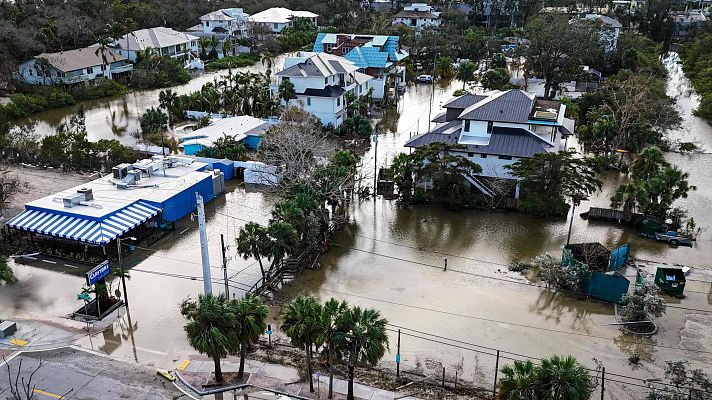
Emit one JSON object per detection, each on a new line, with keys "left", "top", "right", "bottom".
{"left": 36, "top": 47, "right": 127, "bottom": 72}
{"left": 249, "top": 7, "right": 318, "bottom": 24}
{"left": 300, "top": 85, "right": 346, "bottom": 97}
{"left": 393, "top": 10, "right": 440, "bottom": 18}
{"left": 458, "top": 90, "right": 534, "bottom": 123}
{"left": 276, "top": 52, "right": 358, "bottom": 78}
{"left": 443, "top": 93, "right": 488, "bottom": 109}
{"left": 404, "top": 126, "right": 552, "bottom": 158}
{"left": 201, "top": 10, "right": 234, "bottom": 21}
{"left": 111, "top": 27, "right": 198, "bottom": 51}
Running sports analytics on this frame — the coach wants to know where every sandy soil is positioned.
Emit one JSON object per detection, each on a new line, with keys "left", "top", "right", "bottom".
{"left": 2, "top": 165, "right": 97, "bottom": 220}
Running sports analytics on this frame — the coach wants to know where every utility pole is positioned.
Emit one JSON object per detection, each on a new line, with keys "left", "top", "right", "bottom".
{"left": 566, "top": 200, "right": 579, "bottom": 246}
{"left": 221, "top": 234, "right": 229, "bottom": 297}
{"left": 196, "top": 192, "right": 212, "bottom": 295}
{"left": 372, "top": 131, "right": 378, "bottom": 197}
{"left": 117, "top": 237, "right": 129, "bottom": 308}
{"left": 428, "top": 54, "right": 437, "bottom": 130}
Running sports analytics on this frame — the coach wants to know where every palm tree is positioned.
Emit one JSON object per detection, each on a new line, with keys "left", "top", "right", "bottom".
{"left": 536, "top": 355, "right": 592, "bottom": 400}
{"left": 334, "top": 306, "right": 389, "bottom": 400}
{"left": 611, "top": 181, "right": 647, "bottom": 221}
{"left": 0, "top": 256, "right": 17, "bottom": 284}
{"left": 279, "top": 80, "right": 296, "bottom": 104}
{"left": 319, "top": 298, "right": 349, "bottom": 399}
{"left": 280, "top": 296, "right": 323, "bottom": 392}
{"left": 233, "top": 295, "right": 268, "bottom": 379}
{"left": 498, "top": 360, "right": 538, "bottom": 400}
{"left": 94, "top": 34, "right": 113, "bottom": 79}
{"left": 265, "top": 221, "right": 298, "bottom": 277}
{"left": 222, "top": 39, "right": 232, "bottom": 58}
{"left": 435, "top": 56, "right": 454, "bottom": 79}
{"left": 159, "top": 89, "right": 178, "bottom": 128}
{"left": 180, "top": 294, "right": 239, "bottom": 383}
{"left": 236, "top": 222, "right": 269, "bottom": 281}
{"left": 456, "top": 60, "right": 477, "bottom": 90}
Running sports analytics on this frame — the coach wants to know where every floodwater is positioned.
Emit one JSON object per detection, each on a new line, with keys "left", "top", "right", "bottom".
{"left": 9, "top": 53, "right": 293, "bottom": 144}
{"left": 2, "top": 53, "right": 711, "bottom": 399}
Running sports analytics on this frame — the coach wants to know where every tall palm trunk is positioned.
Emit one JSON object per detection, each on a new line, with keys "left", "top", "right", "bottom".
{"left": 214, "top": 356, "right": 224, "bottom": 382}
{"left": 306, "top": 344, "right": 314, "bottom": 392}
{"left": 238, "top": 339, "right": 247, "bottom": 378}
{"left": 257, "top": 256, "right": 266, "bottom": 282}
{"left": 347, "top": 364, "right": 355, "bottom": 400}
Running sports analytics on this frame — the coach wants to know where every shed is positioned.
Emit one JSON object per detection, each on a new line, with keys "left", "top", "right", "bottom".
{"left": 654, "top": 267, "right": 686, "bottom": 296}
{"left": 562, "top": 242, "right": 631, "bottom": 304}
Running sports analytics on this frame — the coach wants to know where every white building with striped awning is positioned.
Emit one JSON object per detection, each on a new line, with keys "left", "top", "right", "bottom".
{"left": 5, "top": 156, "right": 225, "bottom": 252}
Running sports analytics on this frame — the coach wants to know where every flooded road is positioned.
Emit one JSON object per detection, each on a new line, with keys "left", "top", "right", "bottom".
{"left": 2, "top": 52, "right": 711, "bottom": 399}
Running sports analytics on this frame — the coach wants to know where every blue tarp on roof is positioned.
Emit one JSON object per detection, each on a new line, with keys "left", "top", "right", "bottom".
{"left": 6, "top": 201, "right": 161, "bottom": 245}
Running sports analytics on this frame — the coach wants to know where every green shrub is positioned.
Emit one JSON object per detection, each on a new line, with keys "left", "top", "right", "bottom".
{"left": 205, "top": 53, "right": 261, "bottom": 71}
{"left": 70, "top": 78, "right": 128, "bottom": 99}
{"left": 131, "top": 56, "right": 191, "bottom": 89}
{"left": 46, "top": 88, "right": 76, "bottom": 108}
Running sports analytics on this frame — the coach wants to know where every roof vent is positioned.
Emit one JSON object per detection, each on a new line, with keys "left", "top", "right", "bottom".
{"left": 77, "top": 187, "right": 93, "bottom": 201}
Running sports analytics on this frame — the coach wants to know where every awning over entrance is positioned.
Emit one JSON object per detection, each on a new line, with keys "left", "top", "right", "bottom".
{"left": 6, "top": 201, "right": 161, "bottom": 245}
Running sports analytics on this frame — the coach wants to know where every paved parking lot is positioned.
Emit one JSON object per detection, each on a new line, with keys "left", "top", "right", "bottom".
{"left": 0, "top": 347, "right": 186, "bottom": 399}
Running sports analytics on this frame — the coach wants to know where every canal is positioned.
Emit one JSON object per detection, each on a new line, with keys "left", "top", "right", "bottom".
{"left": 2, "top": 52, "right": 711, "bottom": 399}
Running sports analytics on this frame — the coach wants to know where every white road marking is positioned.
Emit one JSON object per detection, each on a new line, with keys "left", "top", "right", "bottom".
{"left": 0, "top": 351, "right": 20, "bottom": 368}
{"left": 43, "top": 260, "right": 57, "bottom": 264}
{"left": 63, "top": 264, "right": 79, "bottom": 269}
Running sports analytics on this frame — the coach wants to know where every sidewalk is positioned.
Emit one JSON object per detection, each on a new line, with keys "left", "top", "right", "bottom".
{"left": 178, "top": 355, "right": 423, "bottom": 400}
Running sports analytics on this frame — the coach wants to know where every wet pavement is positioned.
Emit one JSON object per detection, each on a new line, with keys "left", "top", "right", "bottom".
{"left": 1, "top": 53, "right": 711, "bottom": 400}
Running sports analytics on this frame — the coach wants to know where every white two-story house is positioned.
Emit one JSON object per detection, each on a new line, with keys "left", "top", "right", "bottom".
{"left": 405, "top": 90, "right": 574, "bottom": 198}
{"left": 392, "top": 3, "right": 442, "bottom": 30}
{"left": 272, "top": 52, "right": 372, "bottom": 127}
{"left": 248, "top": 8, "right": 318, "bottom": 33}
{"left": 109, "top": 27, "right": 199, "bottom": 63}
{"left": 197, "top": 8, "right": 250, "bottom": 36}
{"left": 18, "top": 47, "right": 132, "bottom": 85}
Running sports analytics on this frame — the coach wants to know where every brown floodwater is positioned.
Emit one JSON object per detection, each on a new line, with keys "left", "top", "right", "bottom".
{"left": 2, "top": 53, "right": 711, "bottom": 400}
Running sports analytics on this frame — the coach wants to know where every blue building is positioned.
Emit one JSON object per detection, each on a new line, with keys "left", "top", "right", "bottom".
{"left": 312, "top": 33, "right": 409, "bottom": 99}
{"left": 180, "top": 115, "right": 273, "bottom": 155}
{"left": 5, "top": 156, "right": 225, "bottom": 256}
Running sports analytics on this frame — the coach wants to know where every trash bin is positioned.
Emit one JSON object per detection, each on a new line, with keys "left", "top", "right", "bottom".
{"left": 654, "top": 267, "right": 686, "bottom": 296}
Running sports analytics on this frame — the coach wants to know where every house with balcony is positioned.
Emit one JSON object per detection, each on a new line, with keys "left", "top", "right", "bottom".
{"left": 186, "top": 8, "right": 251, "bottom": 57}
{"left": 108, "top": 27, "right": 199, "bottom": 63}
{"left": 312, "top": 33, "right": 408, "bottom": 100}
{"left": 18, "top": 47, "right": 132, "bottom": 85}
{"left": 248, "top": 8, "right": 318, "bottom": 33}
{"left": 392, "top": 3, "right": 442, "bottom": 30}
{"left": 405, "top": 90, "right": 574, "bottom": 198}
{"left": 271, "top": 52, "right": 372, "bottom": 127}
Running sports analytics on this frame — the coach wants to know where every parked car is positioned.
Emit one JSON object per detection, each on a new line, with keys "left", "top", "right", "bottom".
{"left": 417, "top": 74, "right": 434, "bottom": 83}
{"left": 654, "top": 231, "right": 693, "bottom": 246}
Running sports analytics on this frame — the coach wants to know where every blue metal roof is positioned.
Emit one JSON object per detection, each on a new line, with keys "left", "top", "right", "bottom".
{"left": 313, "top": 33, "right": 406, "bottom": 69}
{"left": 344, "top": 47, "right": 389, "bottom": 69}
{"left": 6, "top": 201, "right": 161, "bottom": 245}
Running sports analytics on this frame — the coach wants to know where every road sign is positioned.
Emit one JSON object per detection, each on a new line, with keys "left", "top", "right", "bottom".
{"left": 86, "top": 260, "right": 110, "bottom": 286}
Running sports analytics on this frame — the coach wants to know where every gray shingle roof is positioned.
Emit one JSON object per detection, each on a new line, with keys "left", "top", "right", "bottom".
{"left": 405, "top": 126, "right": 551, "bottom": 158}
{"left": 458, "top": 90, "right": 533, "bottom": 123}
{"left": 300, "top": 85, "right": 345, "bottom": 97}
{"left": 443, "top": 93, "right": 487, "bottom": 109}
{"left": 275, "top": 52, "right": 358, "bottom": 78}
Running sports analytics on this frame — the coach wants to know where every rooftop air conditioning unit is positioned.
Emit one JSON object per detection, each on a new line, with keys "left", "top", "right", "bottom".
{"left": 77, "top": 187, "right": 93, "bottom": 201}
{"left": 126, "top": 170, "right": 142, "bottom": 184}
{"left": 112, "top": 164, "right": 130, "bottom": 179}
{"left": 62, "top": 193, "right": 85, "bottom": 208}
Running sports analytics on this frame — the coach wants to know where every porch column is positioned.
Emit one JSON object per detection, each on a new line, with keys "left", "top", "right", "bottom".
{"left": 514, "top": 182, "right": 521, "bottom": 200}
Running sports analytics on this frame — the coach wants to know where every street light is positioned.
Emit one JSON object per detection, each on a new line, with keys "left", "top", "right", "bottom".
{"left": 117, "top": 236, "right": 136, "bottom": 308}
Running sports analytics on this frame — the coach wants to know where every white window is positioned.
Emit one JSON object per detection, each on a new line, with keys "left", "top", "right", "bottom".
{"left": 273, "top": 23, "right": 279, "bottom": 29}
{"left": 86, "top": 67, "right": 93, "bottom": 74}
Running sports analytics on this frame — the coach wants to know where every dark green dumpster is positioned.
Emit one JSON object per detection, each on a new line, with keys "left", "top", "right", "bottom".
{"left": 654, "top": 267, "right": 686, "bottom": 296}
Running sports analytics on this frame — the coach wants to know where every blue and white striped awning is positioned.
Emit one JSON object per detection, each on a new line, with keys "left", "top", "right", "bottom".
{"left": 6, "top": 201, "right": 161, "bottom": 245}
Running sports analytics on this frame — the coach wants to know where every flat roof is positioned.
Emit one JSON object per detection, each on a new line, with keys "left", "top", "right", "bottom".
{"left": 25, "top": 157, "right": 212, "bottom": 219}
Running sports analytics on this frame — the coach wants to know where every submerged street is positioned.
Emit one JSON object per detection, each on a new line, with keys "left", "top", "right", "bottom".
{"left": 2, "top": 53, "right": 711, "bottom": 400}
